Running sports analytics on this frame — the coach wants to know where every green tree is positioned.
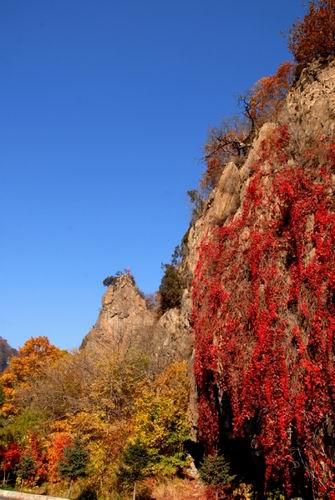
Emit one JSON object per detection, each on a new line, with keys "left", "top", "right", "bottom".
{"left": 58, "top": 437, "right": 88, "bottom": 481}
{"left": 159, "top": 264, "right": 183, "bottom": 312}
{"left": 199, "top": 454, "right": 236, "bottom": 486}
{"left": 117, "top": 440, "right": 151, "bottom": 487}
{"left": 17, "top": 456, "right": 36, "bottom": 481}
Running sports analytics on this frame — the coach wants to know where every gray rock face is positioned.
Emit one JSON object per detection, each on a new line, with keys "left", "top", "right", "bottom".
{"left": 285, "top": 58, "right": 335, "bottom": 145}
{"left": 151, "top": 290, "right": 193, "bottom": 367}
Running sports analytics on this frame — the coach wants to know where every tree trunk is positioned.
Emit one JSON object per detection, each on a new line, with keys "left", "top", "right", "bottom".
{"left": 68, "top": 479, "right": 73, "bottom": 498}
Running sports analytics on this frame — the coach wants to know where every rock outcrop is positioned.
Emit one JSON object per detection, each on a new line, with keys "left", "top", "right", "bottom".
{"left": 285, "top": 57, "right": 335, "bottom": 145}
{"left": 82, "top": 274, "right": 155, "bottom": 356}
{"left": 82, "top": 273, "right": 193, "bottom": 370}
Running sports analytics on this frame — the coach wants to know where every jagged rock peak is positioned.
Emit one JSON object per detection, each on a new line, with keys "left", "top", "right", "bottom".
{"left": 81, "top": 273, "right": 154, "bottom": 352}
{"left": 101, "top": 273, "right": 147, "bottom": 314}
{"left": 82, "top": 271, "right": 193, "bottom": 371}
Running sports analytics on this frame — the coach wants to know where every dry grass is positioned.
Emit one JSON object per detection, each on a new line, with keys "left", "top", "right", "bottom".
{"left": 149, "top": 478, "right": 206, "bottom": 499}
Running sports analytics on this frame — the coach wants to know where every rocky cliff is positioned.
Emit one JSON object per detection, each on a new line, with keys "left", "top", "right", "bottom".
{"left": 82, "top": 274, "right": 154, "bottom": 354}
{"left": 82, "top": 273, "right": 193, "bottom": 371}
{"left": 184, "top": 59, "right": 335, "bottom": 273}
{"left": 190, "top": 58, "right": 335, "bottom": 496}
{"left": 82, "top": 58, "right": 335, "bottom": 496}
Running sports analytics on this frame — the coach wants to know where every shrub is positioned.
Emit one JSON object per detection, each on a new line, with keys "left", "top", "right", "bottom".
{"left": 102, "top": 275, "right": 118, "bottom": 287}
{"left": 76, "top": 486, "right": 98, "bottom": 500}
{"left": 233, "top": 482, "right": 254, "bottom": 499}
{"left": 289, "top": 0, "right": 335, "bottom": 65}
{"left": 199, "top": 454, "right": 236, "bottom": 486}
{"left": 187, "top": 189, "right": 205, "bottom": 222}
{"left": 171, "top": 244, "right": 184, "bottom": 266}
{"left": 266, "top": 489, "right": 285, "bottom": 500}
{"left": 159, "top": 264, "right": 183, "bottom": 312}
{"left": 17, "top": 456, "right": 36, "bottom": 481}
{"left": 102, "top": 269, "right": 135, "bottom": 288}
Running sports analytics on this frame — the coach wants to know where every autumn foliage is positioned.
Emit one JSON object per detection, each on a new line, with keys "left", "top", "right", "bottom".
{"left": 248, "top": 62, "right": 295, "bottom": 127}
{"left": 193, "top": 125, "right": 335, "bottom": 497}
{"left": 202, "top": 63, "right": 294, "bottom": 191}
{"left": 203, "top": 118, "right": 250, "bottom": 190}
{"left": 47, "top": 433, "right": 73, "bottom": 483}
{"left": 1, "top": 443, "right": 20, "bottom": 474}
{"left": 2, "top": 5, "right": 335, "bottom": 498}
{"left": 0, "top": 334, "right": 193, "bottom": 497}
{"left": 289, "top": 0, "right": 335, "bottom": 65}
{"left": 0, "top": 336, "right": 64, "bottom": 417}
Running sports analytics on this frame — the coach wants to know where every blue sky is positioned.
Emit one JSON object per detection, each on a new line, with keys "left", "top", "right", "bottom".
{"left": 1, "top": 0, "right": 305, "bottom": 350}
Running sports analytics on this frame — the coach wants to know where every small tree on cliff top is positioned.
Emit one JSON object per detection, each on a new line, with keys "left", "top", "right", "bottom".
{"left": 289, "top": 0, "right": 335, "bottom": 65}
{"left": 247, "top": 62, "right": 295, "bottom": 127}
{"left": 203, "top": 117, "right": 251, "bottom": 190}
{"left": 202, "top": 63, "right": 294, "bottom": 191}
{"left": 102, "top": 269, "right": 135, "bottom": 288}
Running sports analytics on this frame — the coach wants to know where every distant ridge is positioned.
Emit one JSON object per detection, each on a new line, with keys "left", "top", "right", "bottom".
{"left": 0, "top": 337, "right": 17, "bottom": 372}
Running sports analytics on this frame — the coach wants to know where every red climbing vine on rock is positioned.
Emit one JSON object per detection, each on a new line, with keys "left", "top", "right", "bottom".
{"left": 193, "top": 125, "right": 335, "bottom": 497}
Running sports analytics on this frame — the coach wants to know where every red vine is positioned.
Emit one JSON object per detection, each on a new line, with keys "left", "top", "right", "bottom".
{"left": 193, "top": 125, "right": 335, "bottom": 496}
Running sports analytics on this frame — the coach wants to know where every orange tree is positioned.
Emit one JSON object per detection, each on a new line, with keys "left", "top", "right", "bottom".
{"left": 247, "top": 62, "right": 295, "bottom": 127}
{"left": 16, "top": 433, "right": 47, "bottom": 486}
{"left": 0, "top": 336, "right": 64, "bottom": 416}
{"left": 289, "top": 0, "right": 335, "bottom": 65}
{"left": 0, "top": 442, "right": 21, "bottom": 485}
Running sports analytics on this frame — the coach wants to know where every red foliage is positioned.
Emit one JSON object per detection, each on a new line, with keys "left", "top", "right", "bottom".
{"left": 47, "top": 433, "right": 73, "bottom": 482}
{"left": 193, "top": 126, "right": 335, "bottom": 496}
{"left": 2, "top": 442, "right": 21, "bottom": 472}
{"left": 289, "top": 0, "right": 335, "bottom": 65}
{"left": 28, "top": 434, "right": 47, "bottom": 483}
{"left": 205, "top": 484, "right": 231, "bottom": 499}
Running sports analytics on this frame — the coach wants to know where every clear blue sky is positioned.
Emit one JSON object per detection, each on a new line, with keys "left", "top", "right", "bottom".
{"left": 1, "top": 0, "right": 305, "bottom": 350}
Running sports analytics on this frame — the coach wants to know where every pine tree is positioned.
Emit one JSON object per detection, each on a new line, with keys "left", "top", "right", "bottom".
{"left": 58, "top": 437, "right": 88, "bottom": 481}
